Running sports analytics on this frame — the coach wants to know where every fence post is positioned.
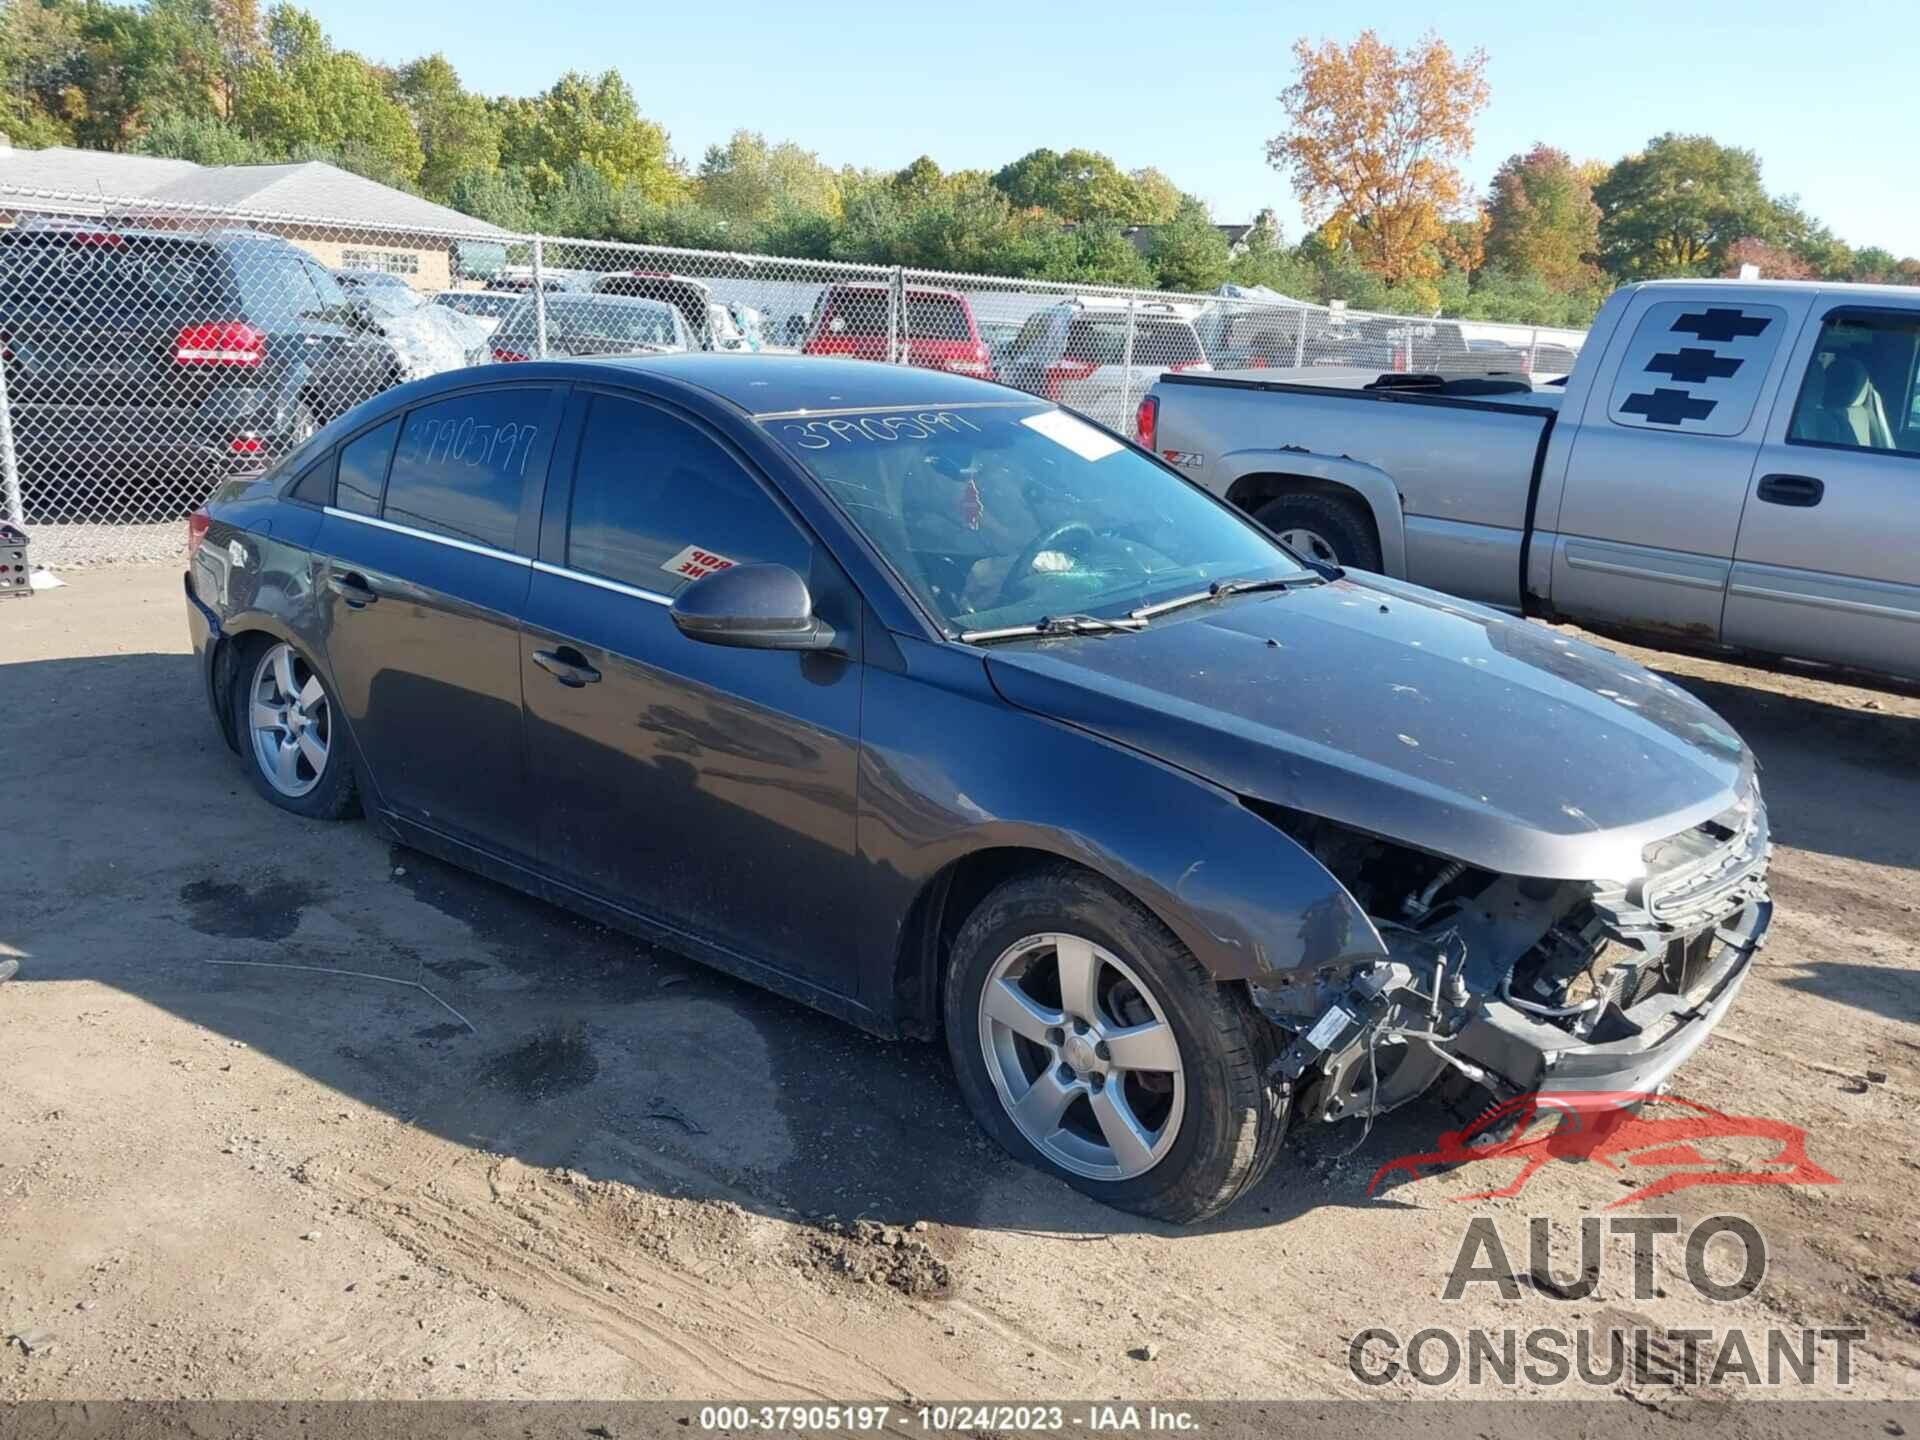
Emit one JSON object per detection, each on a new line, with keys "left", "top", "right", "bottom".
{"left": 531, "top": 235, "right": 549, "bottom": 359}
{"left": 887, "top": 266, "right": 904, "bottom": 365}
{"left": 1119, "top": 295, "right": 1139, "bottom": 424}
{"left": 1292, "top": 307, "right": 1308, "bottom": 369}
{"left": 1527, "top": 327, "right": 1540, "bottom": 374}
{"left": 0, "top": 339, "right": 21, "bottom": 528}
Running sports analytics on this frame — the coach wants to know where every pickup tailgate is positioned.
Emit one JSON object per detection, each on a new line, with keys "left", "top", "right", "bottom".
{"left": 1151, "top": 372, "right": 1559, "bottom": 609}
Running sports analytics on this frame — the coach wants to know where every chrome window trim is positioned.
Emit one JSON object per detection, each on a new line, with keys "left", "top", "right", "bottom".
{"left": 532, "top": 560, "right": 672, "bottom": 608}
{"left": 322, "top": 506, "right": 530, "bottom": 567}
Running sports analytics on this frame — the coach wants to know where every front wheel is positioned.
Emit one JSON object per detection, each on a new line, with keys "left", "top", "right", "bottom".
{"left": 1251, "top": 492, "right": 1382, "bottom": 571}
{"left": 944, "top": 867, "right": 1286, "bottom": 1223}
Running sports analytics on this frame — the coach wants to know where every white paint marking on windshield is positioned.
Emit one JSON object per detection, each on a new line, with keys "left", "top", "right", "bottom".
{"left": 1020, "top": 409, "right": 1122, "bottom": 463}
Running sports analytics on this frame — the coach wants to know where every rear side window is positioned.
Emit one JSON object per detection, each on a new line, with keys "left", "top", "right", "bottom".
{"left": 905, "top": 294, "right": 969, "bottom": 339}
{"left": 567, "top": 394, "right": 811, "bottom": 593}
{"left": 383, "top": 388, "right": 559, "bottom": 551}
{"left": 1607, "top": 300, "right": 1787, "bottom": 435}
{"left": 232, "top": 247, "right": 317, "bottom": 328}
{"left": 336, "top": 418, "right": 399, "bottom": 515}
{"left": 288, "top": 451, "right": 337, "bottom": 507}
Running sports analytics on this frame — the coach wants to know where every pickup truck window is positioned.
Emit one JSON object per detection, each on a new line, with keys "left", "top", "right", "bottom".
{"left": 1786, "top": 308, "right": 1920, "bottom": 459}
{"left": 1607, "top": 301, "right": 1787, "bottom": 436}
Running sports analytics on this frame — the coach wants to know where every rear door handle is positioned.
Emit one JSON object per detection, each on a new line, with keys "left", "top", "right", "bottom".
{"left": 532, "top": 647, "right": 601, "bottom": 687}
{"left": 326, "top": 571, "right": 378, "bottom": 607}
{"left": 1756, "top": 473, "right": 1825, "bottom": 507}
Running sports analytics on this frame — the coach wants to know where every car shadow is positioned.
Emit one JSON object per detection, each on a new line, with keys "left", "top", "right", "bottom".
{"left": 1650, "top": 665, "right": 1920, "bottom": 871}
{"left": 1, "top": 650, "right": 1427, "bottom": 1250}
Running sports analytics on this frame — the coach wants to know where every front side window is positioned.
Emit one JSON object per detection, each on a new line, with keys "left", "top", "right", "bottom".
{"left": 1787, "top": 309, "right": 1920, "bottom": 457}
{"left": 567, "top": 395, "right": 812, "bottom": 593}
{"left": 762, "top": 404, "right": 1306, "bottom": 634}
{"left": 382, "top": 388, "right": 558, "bottom": 550}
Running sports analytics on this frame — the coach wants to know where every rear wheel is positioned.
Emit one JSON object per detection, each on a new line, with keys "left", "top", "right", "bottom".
{"left": 944, "top": 866, "right": 1286, "bottom": 1223}
{"left": 1251, "top": 492, "right": 1382, "bottom": 571}
{"left": 232, "top": 638, "right": 359, "bottom": 821}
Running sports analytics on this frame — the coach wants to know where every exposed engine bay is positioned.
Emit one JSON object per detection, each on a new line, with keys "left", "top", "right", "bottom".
{"left": 1247, "top": 788, "right": 1773, "bottom": 1128}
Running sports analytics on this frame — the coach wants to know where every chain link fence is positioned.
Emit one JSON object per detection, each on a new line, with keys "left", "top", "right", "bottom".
{"left": 0, "top": 182, "right": 1586, "bottom": 568}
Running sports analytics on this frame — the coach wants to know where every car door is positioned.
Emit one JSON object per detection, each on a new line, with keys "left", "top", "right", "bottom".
{"left": 315, "top": 382, "right": 565, "bottom": 857}
{"left": 1548, "top": 291, "right": 1813, "bottom": 640}
{"left": 521, "top": 388, "right": 865, "bottom": 992}
{"left": 1722, "top": 301, "right": 1920, "bottom": 677}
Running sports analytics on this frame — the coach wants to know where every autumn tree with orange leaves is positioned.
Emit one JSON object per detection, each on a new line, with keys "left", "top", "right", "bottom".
{"left": 1268, "top": 31, "right": 1489, "bottom": 288}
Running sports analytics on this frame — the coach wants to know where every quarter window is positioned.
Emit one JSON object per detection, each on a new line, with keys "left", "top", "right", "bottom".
{"left": 382, "top": 388, "right": 559, "bottom": 551}
{"left": 1787, "top": 309, "right": 1920, "bottom": 457}
{"left": 335, "top": 418, "right": 399, "bottom": 516}
{"left": 1607, "top": 301, "right": 1787, "bottom": 436}
{"left": 566, "top": 395, "right": 811, "bottom": 593}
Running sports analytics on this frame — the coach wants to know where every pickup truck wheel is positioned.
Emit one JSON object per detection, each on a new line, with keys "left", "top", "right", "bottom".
{"left": 944, "top": 866, "right": 1286, "bottom": 1223}
{"left": 1252, "top": 493, "right": 1382, "bottom": 571}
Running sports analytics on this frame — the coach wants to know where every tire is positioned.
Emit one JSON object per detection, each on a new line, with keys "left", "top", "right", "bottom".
{"left": 1251, "top": 492, "right": 1383, "bottom": 571}
{"left": 943, "top": 865, "right": 1287, "bottom": 1224}
{"left": 230, "top": 636, "right": 360, "bottom": 821}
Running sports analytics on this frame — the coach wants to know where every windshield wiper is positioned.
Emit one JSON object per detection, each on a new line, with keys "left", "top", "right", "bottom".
{"left": 959, "top": 613, "right": 1148, "bottom": 644}
{"left": 1128, "top": 573, "right": 1316, "bottom": 623}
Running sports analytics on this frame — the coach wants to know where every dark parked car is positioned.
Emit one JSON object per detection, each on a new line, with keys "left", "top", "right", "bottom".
{"left": 0, "top": 222, "right": 398, "bottom": 505}
{"left": 184, "top": 356, "right": 1770, "bottom": 1222}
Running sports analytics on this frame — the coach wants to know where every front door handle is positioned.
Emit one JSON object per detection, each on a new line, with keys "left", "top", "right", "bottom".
{"left": 532, "top": 647, "right": 601, "bottom": 688}
{"left": 326, "top": 571, "right": 378, "bottom": 607}
{"left": 1756, "top": 473, "right": 1825, "bottom": 507}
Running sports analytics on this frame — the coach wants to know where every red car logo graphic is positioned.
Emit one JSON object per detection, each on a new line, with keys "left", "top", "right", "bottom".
{"left": 1367, "top": 1091, "right": 1838, "bottom": 1207}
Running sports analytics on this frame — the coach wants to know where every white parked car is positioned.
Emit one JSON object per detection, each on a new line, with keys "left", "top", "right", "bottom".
{"left": 430, "top": 289, "right": 522, "bottom": 338}
{"left": 348, "top": 286, "right": 489, "bottom": 380}
{"left": 997, "top": 298, "right": 1210, "bottom": 432}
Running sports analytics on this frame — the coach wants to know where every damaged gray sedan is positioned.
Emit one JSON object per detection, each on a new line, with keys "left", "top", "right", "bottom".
{"left": 187, "top": 357, "right": 1769, "bottom": 1224}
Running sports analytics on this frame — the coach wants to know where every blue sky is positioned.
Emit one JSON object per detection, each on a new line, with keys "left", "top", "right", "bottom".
{"left": 316, "top": 0, "right": 1920, "bottom": 254}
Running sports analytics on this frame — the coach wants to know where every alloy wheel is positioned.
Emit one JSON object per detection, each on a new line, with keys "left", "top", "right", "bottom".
{"left": 248, "top": 642, "right": 331, "bottom": 798}
{"left": 977, "top": 933, "right": 1186, "bottom": 1181}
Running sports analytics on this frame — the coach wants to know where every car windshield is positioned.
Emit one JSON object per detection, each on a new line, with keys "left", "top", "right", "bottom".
{"left": 761, "top": 403, "right": 1309, "bottom": 636}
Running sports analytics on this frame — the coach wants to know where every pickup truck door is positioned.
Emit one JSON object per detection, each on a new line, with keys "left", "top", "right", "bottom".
{"left": 1547, "top": 291, "right": 1812, "bottom": 643}
{"left": 1722, "top": 300, "right": 1920, "bottom": 677}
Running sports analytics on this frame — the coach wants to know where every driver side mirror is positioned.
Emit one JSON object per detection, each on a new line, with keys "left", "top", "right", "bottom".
{"left": 669, "top": 563, "right": 838, "bottom": 652}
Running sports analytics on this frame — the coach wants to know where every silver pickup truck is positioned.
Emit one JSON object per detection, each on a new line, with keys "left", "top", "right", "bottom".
{"left": 1141, "top": 278, "right": 1920, "bottom": 681}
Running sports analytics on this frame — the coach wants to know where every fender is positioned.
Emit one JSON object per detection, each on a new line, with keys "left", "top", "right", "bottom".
{"left": 1214, "top": 447, "right": 1408, "bottom": 578}
{"left": 856, "top": 638, "right": 1389, "bottom": 1017}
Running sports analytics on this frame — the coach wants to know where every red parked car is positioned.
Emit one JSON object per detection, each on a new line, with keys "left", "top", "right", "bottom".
{"left": 801, "top": 282, "right": 992, "bottom": 377}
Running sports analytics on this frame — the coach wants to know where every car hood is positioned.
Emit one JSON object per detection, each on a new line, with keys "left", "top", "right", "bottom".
{"left": 983, "top": 574, "right": 1753, "bottom": 880}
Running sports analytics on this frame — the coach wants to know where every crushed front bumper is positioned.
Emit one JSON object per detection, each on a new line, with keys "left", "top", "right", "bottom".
{"left": 1450, "top": 896, "right": 1768, "bottom": 1096}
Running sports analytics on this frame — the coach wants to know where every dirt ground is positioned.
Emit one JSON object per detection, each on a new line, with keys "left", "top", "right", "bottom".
{"left": 1, "top": 565, "right": 1916, "bottom": 1407}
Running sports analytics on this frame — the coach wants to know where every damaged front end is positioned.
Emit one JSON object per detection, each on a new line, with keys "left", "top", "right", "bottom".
{"left": 1247, "top": 785, "right": 1772, "bottom": 1126}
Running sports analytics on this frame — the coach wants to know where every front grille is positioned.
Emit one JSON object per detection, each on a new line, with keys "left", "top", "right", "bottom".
{"left": 1641, "top": 792, "right": 1770, "bottom": 928}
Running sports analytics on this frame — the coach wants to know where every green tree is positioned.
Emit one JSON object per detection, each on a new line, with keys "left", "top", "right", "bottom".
{"left": 137, "top": 111, "right": 276, "bottom": 163}
{"left": 1128, "top": 166, "right": 1182, "bottom": 224}
{"left": 1483, "top": 144, "right": 1602, "bottom": 293}
{"left": 696, "top": 130, "right": 838, "bottom": 224}
{"left": 232, "top": 5, "right": 422, "bottom": 186}
{"left": 1593, "top": 133, "right": 1780, "bottom": 279}
{"left": 447, "top": 166, "right": 537, "bottom": 230}
{"left": 1147, "top": 197, "right": 1230, "bottom": 291}
{"left": 992, "top": 146, "right": 1145, "bottom": 222}
{"left": 1228, "top": 210, "right": 1317, "bottom": 295}
{"left": 889, "top": 154, "right": 945, "bottom": 210}
{"left": 398, "top": 54, "right": 499, "bottom": 202}
{"left": 496, "top": 70, "right": 682, "bottom": 203}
